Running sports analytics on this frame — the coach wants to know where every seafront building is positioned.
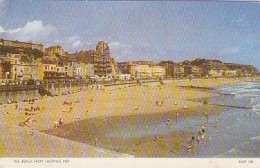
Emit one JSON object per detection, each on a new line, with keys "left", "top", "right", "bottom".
{"left": 173, "top": 64, "right": 185, "bottom": 78}
{"left": 0, "top": 38, "right": 258, "bottom": 82}
{"left": 0, "top": 53, "right": 43, "bottom": 83}
{"left": 92, "top": 41, "right": 112, "bottom": 77}
{"left": 159, "top": 61, "right": 175, "bottom": 78}
{"left": 117, "top": 62, "right": 130, "bottom": 75}
{"left": 42, "top": 59, "right": 58, "bottom": 80}
{"left": 129, "top": 63, "right": 165, "bottom": 79}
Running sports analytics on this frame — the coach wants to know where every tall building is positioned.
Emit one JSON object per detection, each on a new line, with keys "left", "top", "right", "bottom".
{"left": 89, "top": 41, "right": 112, "bottom": 77}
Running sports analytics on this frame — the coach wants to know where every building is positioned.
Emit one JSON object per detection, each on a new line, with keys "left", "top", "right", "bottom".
{"left": 0, "top": 53, "right": 39, "bottom": 82}
{"left": 191, "top": 65, "right": 201, "bottom": 77}
{"left": 85, "top": 63, "right": 94, "bottom": 77}
{"left": 159, "top": 61, "right": 174, "bottom": 78}
{"left": 200, "top": 61, "right": 226, "bottom": 77}
{"left": 73, "top": 62, "right": 84, "bottom": 78}
{"left": 36, "top": 58, "right": 44, "bottom": 81}
{"left": 151, "top": 65, "right": 166, "bottom": 78}
{"left": 0, "top": 38, "right": 43, "bottom": 52}
{"left": 56, "top": 66, "right": 66, "bottom": 78}
{"left": 20, "top": 55, "right": 38, "bottom": 81}
{"left": 64, "top": 63, "right": 74, "bottom": 78}
{"left": 87, "top": 41, "right": 113, "bottom": 77}
{"left": 208, "top": 70, "right": 221, "bottom": 77}
{"left": 224, "top": 70, "right": 237, "bottom": 77}
{"left": 117, "top": 62, "right": 132, "bottom": 74}
{"left": 42, "top": 59, "right": 57, "bottom": 79}
{"left": 8, "top": 53, "right": 22, "bottom": 81}
{"left": 129, "top": 64, "right": 152, "bottom": 79}
{"left": 173, "top": 64, "right": 185, "bottom": 78}
{"left": 128, "top": 63, "right": 165, "bottom": 79}
{"left": 45, "top": 45, "right": 65, "bottom": 57}
{"left": 32, "top": 44, "right": 44, "bottom": 52}
{"left": 184, "top": 64, "right": 192, "bottom": 77}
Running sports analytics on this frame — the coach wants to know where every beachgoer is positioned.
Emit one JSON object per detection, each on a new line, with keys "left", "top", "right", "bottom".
{"left": 205, "top": 111, "right": 208, "bottom": 117}
{"left": 201, "top": 126, "right": 206, "bottom": 133}
{"left": 201, "top": 134, "right": 205, "bottom": 141}
{"left": 167, "top": 119, "right": 171, "bottom": 126}
{"left": 197, "top": 136, "right": 200, "bottom": 143}
{"left": 58, "top": 118, "right": 63, "bottom": 126}
{"left": 153, "top": 136, "right": 159, "bottom": 141}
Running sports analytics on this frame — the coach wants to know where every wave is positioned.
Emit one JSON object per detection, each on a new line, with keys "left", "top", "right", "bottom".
{"left": 250, "top": 136, "right": 260, "bottom": 141}
{"left": 252, "top": 104, "right": 260, "bottom": 112}
{"left": 251, "top": 97, "right": 260, "bottom": 105}
{"left": 218, "top": 82, "right": 260, "bottom": 93}
{"left": 215, "top": 81, "right": 260, "bottom": 112}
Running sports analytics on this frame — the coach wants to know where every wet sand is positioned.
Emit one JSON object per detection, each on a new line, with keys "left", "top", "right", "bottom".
{"left": 0, "top": 77, "right": 258, "bottom": 157}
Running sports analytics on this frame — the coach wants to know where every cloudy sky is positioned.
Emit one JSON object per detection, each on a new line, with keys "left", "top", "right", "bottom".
{"left": 0, "top": 0, "right": 259, "bottom": 69}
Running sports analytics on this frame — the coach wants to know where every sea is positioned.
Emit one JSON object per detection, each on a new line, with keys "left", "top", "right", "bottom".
{"left": 206, "top": 81, "right": 260, "bottom": 157}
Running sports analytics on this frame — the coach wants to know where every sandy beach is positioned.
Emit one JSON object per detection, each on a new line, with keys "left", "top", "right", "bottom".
{"left": 0, "top": 77, "right": 259, "bottom": 157}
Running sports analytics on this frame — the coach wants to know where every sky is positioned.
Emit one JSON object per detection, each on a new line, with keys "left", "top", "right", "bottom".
{"left": 0, "top": 0, "right": 259, "bottom": 69}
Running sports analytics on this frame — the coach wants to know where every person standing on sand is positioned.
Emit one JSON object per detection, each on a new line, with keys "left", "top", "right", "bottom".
{"left": 187, "top": 136, "right": 195, "bottom": 151}
{"left": 167, "top": 119, "right": 171, "bottom": 127}
{"left": 197, "top": 136, "right": 200, "bottom": 143}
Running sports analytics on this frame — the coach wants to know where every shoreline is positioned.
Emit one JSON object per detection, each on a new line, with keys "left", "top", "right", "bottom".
{"left": 0, "top": 77, "right": 259, "bottom": 157}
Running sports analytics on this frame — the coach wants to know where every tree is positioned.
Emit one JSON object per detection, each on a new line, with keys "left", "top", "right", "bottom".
{"left": 21, "top": 48, "right": 44, "bottom": 59}
{"left": 0, "top": 45, "right": 20, "bottom": 55}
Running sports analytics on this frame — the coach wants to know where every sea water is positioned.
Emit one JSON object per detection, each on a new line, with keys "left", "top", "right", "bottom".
{"left": 207, "top": 81, "right": 260, "bottom": 157}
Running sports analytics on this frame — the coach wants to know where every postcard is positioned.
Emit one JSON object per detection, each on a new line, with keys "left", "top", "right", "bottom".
{"left": 0, "top": 0, "right": 259, "bottom": 167}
